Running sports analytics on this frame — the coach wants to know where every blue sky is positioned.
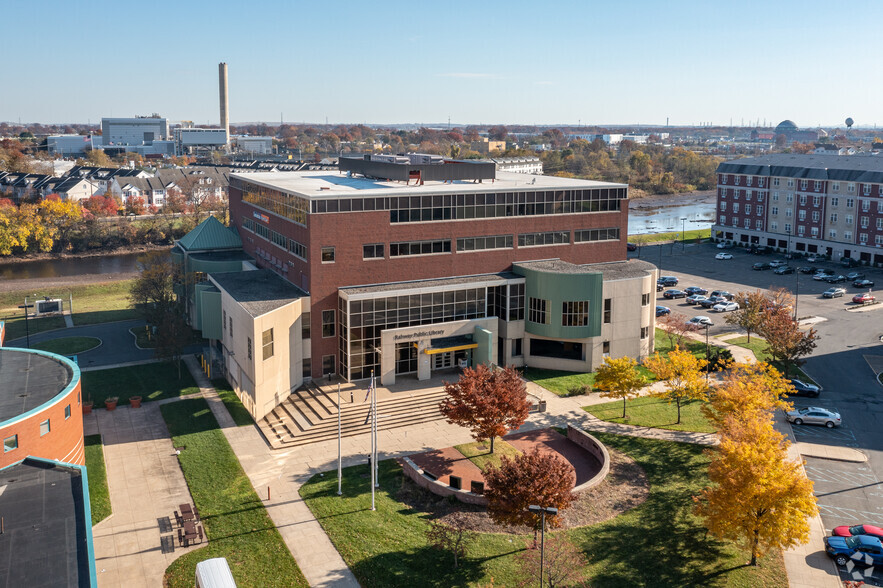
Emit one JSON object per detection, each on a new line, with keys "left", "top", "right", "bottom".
{"left": 3, "top": 0, "right": 881, "bottom": 127}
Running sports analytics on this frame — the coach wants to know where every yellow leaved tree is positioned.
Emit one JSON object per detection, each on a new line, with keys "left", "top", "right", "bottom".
{"left": 593, "top": 356, "right": 646, "bottom": 419}
{"left": 643, "top": 348, "right": 708, "bottom": 424}
{"left": 695, "top": 417, "right": 817, "bottom": 566}
{"left": 703, "top": 362, "right": 793, "bottom": 429}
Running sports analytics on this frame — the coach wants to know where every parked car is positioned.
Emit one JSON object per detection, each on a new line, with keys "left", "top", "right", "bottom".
{"left": 832, "top": 525, "right": 883, "bottom": 541}
{"left": 846, "top": 271, "right": 866, "bottom": 281}
{"left": 656, "top": 282, "right": 664, "bottom": 292}
{"left": 700, "top": 295, "right": 727, "bottom": 308}
{"left": 713, "top": 301, "right": 740, "bottom": 312}
{"left": 684, "top": 286, "right": 708, "bottom": 296}
{"left": 788, "top": 379, "right": 821, "bottom": 397}
{"left": 824, "top": 275, "right": 848, "bottom": 284}
{"left": 774, "top": 266, "right": 794, "bottom": 275}
{"left": 655, "top": 306, "right": 671, "bottom": 317}
{"left": 853, "top": 279, "right": 875, "bottom": 288}
{"left": 824, "top": 534, "right": 883, "bottom": 568}
{"left": 686, "top": 294, "right": 708, "bottom": 305}
{"left": 752, "top": 262, "right": 771, "bottom": 270}
{"left": 749, "top": 246, "right": 772, "bottom": 255}
{"left": 807, "top": 255, "right": 823, "bottom": 263}
{"left": 823, "top": 287, "right": 846, "bottom": 298}
{"left": 785, "top": 406, "right": 841, "bottom": 428}
{"left": 813, "top": 272, "right": 835, "bottom": 281}
{"left": 716, "top": 242, "right": 733, "bottom": 249}
{"left": 627, "top": 242, "right": 637, "bottom": 251}
{"left": 687, "top": 316, "right": 713, "bottom": 327}
{"left": 798, "top": 266, "right": 816, "bottom": 274}
{"left": 841, "top": 257, "right": 860, "bottom": 268}
{"left": 710, "top": 290, "right": 735, "bottom": 300}
{"left": 769, "top": 260, "right": 787, "bottom": 268}
{"left": 853, "top": 292, "right": 876, "bottom": 304}
{"left": 715, "top": 252, "right": 733, "bottom": 260}
{"left": 663, "top": 289, "right": 686, "bottom": 299}
{"left": 658, "top": 276, "right": 679, "bottom": 286}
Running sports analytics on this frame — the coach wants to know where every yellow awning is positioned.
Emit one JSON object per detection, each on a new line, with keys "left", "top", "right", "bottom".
{"left": 422, "top": 343, "right": 478, "bottom": 355}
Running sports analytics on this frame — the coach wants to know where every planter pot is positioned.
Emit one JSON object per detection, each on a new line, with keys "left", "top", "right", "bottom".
{"left": 130, "top": 396, "right": 142, "bottom": 409}
{"left": 83, "top": 402, "right": 93, "bottom": 415}
{"left": 105, "top": 399, "right": 118, "bottom": 411}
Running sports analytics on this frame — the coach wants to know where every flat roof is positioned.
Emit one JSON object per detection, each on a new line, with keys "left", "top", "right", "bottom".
{"left": 340, "top": 272, "right": 522, "bottom": 296}
{"left": 210, "top": 269, "right": 307, "bottom": 317}
{"left": 0, "top": 458, "right": 94, "bottom": 587}
{"left": 516, "top": 258, "right": 657, "bottom": 279}
{"left": 232, "top": 170, "right": 627, "bottom": 200}
{"left": 0, "top": 349, "right": 75, "bottom": 424}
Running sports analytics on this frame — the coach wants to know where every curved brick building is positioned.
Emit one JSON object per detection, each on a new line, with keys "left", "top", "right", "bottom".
{"left": 0, "top": 347, "right": 84, "bottom": 468}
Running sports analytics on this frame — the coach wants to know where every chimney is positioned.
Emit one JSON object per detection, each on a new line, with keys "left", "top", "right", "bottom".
{"left": 219, "top": 62, "right": 229, "bottom": 150}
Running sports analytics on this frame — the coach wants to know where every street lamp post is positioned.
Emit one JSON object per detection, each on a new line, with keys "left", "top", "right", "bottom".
{"left": 794, "top": 271, "right": 800, "bottom": 321}
{"left": 528, "top": 505, "right": 558, "bottom": 587}
{"left": 704, "top": 323, "right": 710, "bottom": 383}
{"left": 18, "top": 299, "right": 34, "bottom": 348}
{"left": 681, "top": 217, "right": 687, "bottom": 252}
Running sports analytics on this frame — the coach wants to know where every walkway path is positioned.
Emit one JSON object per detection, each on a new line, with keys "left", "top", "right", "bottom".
{"left": 86, "top": 402, "right": 203, "bottom": 588}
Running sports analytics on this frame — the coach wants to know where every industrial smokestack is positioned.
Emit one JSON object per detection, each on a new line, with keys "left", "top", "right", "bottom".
{"left": 219, "top": 62, "right": 229, "bottom": 150}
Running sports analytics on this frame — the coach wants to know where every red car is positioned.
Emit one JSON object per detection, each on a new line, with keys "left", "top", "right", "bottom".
{"left": 833, "top": 524, "right": 883, "bottom": 541}
{"left": 853, "top": 292, "right": 876, "bottom": 304}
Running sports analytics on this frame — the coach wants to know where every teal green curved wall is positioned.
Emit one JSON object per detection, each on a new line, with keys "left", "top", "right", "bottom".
{"left": 514, "top": 265, "right": 602, "bottom": 339}
{"left": 185, "top": 257, "right": 244, "bottom": 275}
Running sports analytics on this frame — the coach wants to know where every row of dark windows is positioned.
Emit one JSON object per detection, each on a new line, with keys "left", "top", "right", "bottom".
{"left": 574, "top": 227, "right": 621, "bottom": 242}
{"left": 389, "top": 239, "right": 452, "bottom": 257}
{"left": 242, "top": 217, "right": 307, "bottom": 260}
{"left": 234, "top": 179, "right": 309, "bottom": 226}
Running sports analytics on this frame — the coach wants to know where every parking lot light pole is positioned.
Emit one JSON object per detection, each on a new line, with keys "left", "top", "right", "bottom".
{"left": 794, "top": 272, "right": 800, "bottom": 321}
{"left": 528, "top": 505, "right": 558, "bottom": 587}
{"left": 681, "top": 217, "right": 687, "bottom": 252}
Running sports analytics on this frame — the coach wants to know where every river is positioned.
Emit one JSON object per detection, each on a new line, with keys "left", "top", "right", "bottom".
{"left": 628, "top": 197, "right": 716, "bottom": 236}
{"left": 0, "top": 252, "right": 147, "bottom": 281}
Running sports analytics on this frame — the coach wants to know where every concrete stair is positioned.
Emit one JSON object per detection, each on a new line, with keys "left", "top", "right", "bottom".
{"left": 259, "top": 381, "right": 448, "bottom": 449}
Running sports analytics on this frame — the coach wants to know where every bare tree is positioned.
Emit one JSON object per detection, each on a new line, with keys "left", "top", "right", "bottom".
{"left": 425, "top": 513, "right": 475, "bottom": 569}
{"left": 658, "top": 311, "right": 696, "bottom": 349}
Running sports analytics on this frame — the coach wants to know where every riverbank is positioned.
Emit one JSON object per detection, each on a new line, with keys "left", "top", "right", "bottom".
{"left": 629, "top": 189, "right": 716, "bottom": 208}
{"left": 0, "top": 243, "right": 168, "bottom": 266}
{"left": 0, "top": 271, "right": 138, "bottom": 293}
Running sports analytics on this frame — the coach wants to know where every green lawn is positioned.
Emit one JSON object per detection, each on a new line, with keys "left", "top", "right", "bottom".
{"left": 454, "top": 438, "right": 521, "bottom": 471}
{"left": 81, "top": 362, "right": 199, "bottom": 406}
{"left": 160, "top": 398, "right": 308, "bottom": 588}
{"left": 211, "top": 378, "right": 254, "bottom": 427}
{"left": 84, "top": 434, "right": 111, "bottom": 525}
{"left": 522, "top": 367, "right": 595, "bottom": 396}
{"left": 629, "top": 228, "right": 712, "bottom": 244}
{"left": 727, "top": 336, "right": 818, "bottom": 383}
{"left": 0, "top": 280, "right": 137, "bottom": 341}
{"left": 300, "top": 433, "right": 784, "bottom": 587}
{"left": 584, "top": 396, "right": 716, "bottom": 433}
{"left": 33, "top": 336, "right": 101, "bottom": 356}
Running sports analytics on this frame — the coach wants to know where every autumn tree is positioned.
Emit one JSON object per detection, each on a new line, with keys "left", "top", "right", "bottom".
{"left": 516, "top": 534, "right": 588, "bottom": 588}
{"left": 126, "top": 196, "right": 146, "bottom": 216}
{"left": 725, "top": 290, "right": 766, "bottom": 342}
{"left": 129, "top": 251, "right": 181, "bottom": 327}
{"left": 594, "top": 356, "right": 646, "bottom": 419}
{"left": 484, "top": 449, "right": 575, "bottom": 533}
{"left": 425, "top": 512, "right": 475, "bottom": 570}
{"left": 702, "top": 362, "right": 792, "bottom": 429}
{"left": 695, "top": 418, "right": 817, "bottom": 566}
{"left": 154, "top": 309, "right": 190, "bottom": 378}
{"left": 757, "top": 308, "right": 818, "bottom": 376}
{"left": 657, "top": 311, "right": 696, "bottom": 349}
{"left": 85, "top": 148, "right": 110, "bottom": 167}
{"left": 439, "top": 365, "right": 531, "bottom": 453}
{"left": 39, "top": 195, "right": 82, "bottom": 251}
{"left": 643, "top": 348, "right": 708, "bottom": 424}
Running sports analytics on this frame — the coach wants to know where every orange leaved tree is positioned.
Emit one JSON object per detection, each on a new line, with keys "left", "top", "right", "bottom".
{"left": 439, "top": 364, "right": 531, "bottom": 453}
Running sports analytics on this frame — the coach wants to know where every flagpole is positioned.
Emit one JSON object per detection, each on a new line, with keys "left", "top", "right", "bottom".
{"left": 369, "top": 371, "right": 376, "bottom": 511}
{"left": 373, "top": 370, "right": 380, "bottom": 488}
{"left": 337, "top": 383, "right": 342, "bottom": 496}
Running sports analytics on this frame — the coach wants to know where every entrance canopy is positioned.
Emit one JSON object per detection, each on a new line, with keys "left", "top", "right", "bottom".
{"left": 422, "top": 335, "right": 477, "bottom": 355}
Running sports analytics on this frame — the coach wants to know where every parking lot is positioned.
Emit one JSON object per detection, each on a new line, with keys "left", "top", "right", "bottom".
{"left": 634, "top": 240, "right": 883, "bottom": 584}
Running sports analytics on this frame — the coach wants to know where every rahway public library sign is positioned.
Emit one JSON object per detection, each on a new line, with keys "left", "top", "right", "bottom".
{"left": 393, "top": 329, "right": 446, "bottom": 342}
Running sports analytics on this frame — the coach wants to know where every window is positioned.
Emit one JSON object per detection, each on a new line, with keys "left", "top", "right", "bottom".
{"left": 720, "top": 202, "right": 727, "bottom": 211}
{"left": 528, "top": 297, "right": 548, "bottom": 324}
{"left": 603, "top": 298, "right": 612, "bottom": 324}
{"left": 846, "top": 214, "right": 853, "bottom": 225}
{"left": 756, "top": 205, "right": 763, "bottom": 216}
{"left": 830, "top": 213, "right": 838, "bottom": 223}
{"left": 40, "top": 419, "right": 50, "bottom": 436}
{"left": 832, "top": 197, "right": 839, "bottom": 206}
{"left": 641, "top": 326, "right": 650, "bottom": 339}
{"left": 247, "top": 337, "right": 252, "bottom": 360}
{"left": 456, "top": 234, "right": 514, "bottom": 252}
{"left": 262, "top": 328, "right": 274, "bottom": 360}
{"left": 747, "top": 176, "right": 753, "bottom": 186}
{"left": 756, "top": 220, "right": 763, "bottom": 230}
{"left": 874, "top": 235, "right": 883, "bottom": 245}
{"left": 798, "top": 210, "right": 806, "bottom": 221}
{"left": 3, "top": 435, "right": 16, "bottom": 453}
{"left": 845, "top": 231, "right": 852, "bottom": 241}
{"left": 744, "top": 218, "right": 750, "bottom": 229}
{"left": 787, "top": 179, "right": 794, "bottom": 188}
{"left": 562, "top": 301, "right": 590, "bottom": 327}
{"left": 758, "top": 178, "right": 765, "bottom": 187}
{"left": 746, "top": 191, "right": 752, "bottom": 201}
{"left": 860, "top": 233, "right": 869, "bottom": 243}
{"left": 772, "top": 206, "right": 778, "bottom": 215}
{"left": 509, "top": 283, "right": 525, "bottom": 321}
{"left": 363, "top": 243, "right": 384, "bottom": 259}
{"left": 322, "top": 355, "right": 336, "bottom": 376}
{"left": 815, "top": 181, "right": 822, "bottom": 191}
{"left": 733, "top": 203, "right": 740, "bottom": 213}
{"left": 799, "top": 195, "right": 807, "bottom": 206}
{"left": 722, "top": 175, "right": 728, "bottom": 184}
{"left": 757, "top": 193, "right": 763, "bottom": 202}
{"left": 301, "top": 311, "right": 311, "bottom": 339}
{"left": 770, "top": 221, "right": 778, "bottom": 231}
{"left": 773, "top": 191, "right": 779, "bottom": 201}
{"left": 734, "top": 176, "right": 741, "bottom": 185}
{"left": 832, "top": 183, "right": 840, "bottom": 191}
{"left": 800, "top": 180, "right": 807, "bottom": 191}
{"left": 784, "top": 223, "right": 792, "bottom": 233}
{"left": 602, "top": 341, "right": 610, "bottom": 354}
{"left": 574, "top": 228, "right": 619, "bottom": 243}
{"left": 719, "top": 215, "right": 726, "bottom": 225}
{"left": 65, "top": 404, "right": 71, "bottom": 420}
{"left": 302, "top": 357, "right": 311, "bottom": 376}
{"left": 812, "top": 211, "right": 819, "bottom": 223}
{"left": 829, "top": 230, "right": 837, "bottom": 239}
{"left": 389, "top": 239, "right": 452, "bottom": 256}
{"left": 518, "top": 231, "right": 570, "bottom": 247}
{"left": 797, "top": 225, "right": 805, "bottom": 236}
{"left": 862, "top": 200, "right": 871, "bottom": 212}
{"left": 734, "top": 190, "right": 740, "bottom": 200}
{"left": 785, "top": 208, "right": 792, "bottom": 217}
{"left": 229, "top": 317, "right": 233, "bottom": 339}
{"left": 512, "top": 338, "right": 523, "bottom": 357}
{"left": 223, "top": 310, "right": 226, "bottom": 331}
{"left": 321, "top": 246, "right": 335, "bottom": 263}
{"left": 813, "top": 196, "right": 822, "bottom": 207}
{"left": 877, "top": 218, "right": 883, "bottom": 230}
{"left": 861, "top": 217, "right": 870, "bottom": 228}
{"left": 865, "top": 184, "right": 872, "bottom": 195}
{"left": 745, "top": 204, "right": 752, "bottom": 215}
{"left": 879, "top": 201, "right": 883, "bottom": 214}
{"left": 322, "top": 309, "right": 335, "bottom": 338}
{"left": 848, "top": 183, "right": 856, "bottom": 193}
{"left": 642, "top": 293, "right": 651, "bottom": 306}
{"left": 786, "top": 193, "right": 793, "bottom": 203}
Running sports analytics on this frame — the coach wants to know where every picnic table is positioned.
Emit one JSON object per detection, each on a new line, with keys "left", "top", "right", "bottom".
{"left": 183, "top": 521, "right": 198, "bottom": 546}
{"left": 180, "top": 503, "right": 195, "bottom": 522}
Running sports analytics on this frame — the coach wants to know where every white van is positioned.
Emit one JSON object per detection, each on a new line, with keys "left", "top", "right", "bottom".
{"left": 195, "top": 558, "right": 237, "bottom": 588}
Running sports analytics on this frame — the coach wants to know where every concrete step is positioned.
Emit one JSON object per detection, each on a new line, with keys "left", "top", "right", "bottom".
{"left": 276, "top": 411, "right": 448, "bottom": 448}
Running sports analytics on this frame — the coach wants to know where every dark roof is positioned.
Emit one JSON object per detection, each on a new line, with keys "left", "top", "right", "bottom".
{"left": 0, "top": 349, "right": 75, "bottom": 424}
{"left": 339, "top": 272, "right": 521, "bottom": 295}
{"left": 717, "top": 154, "right": 883, "bottom": 183}
{"left": 0, "top": 458, "right": 95, "bottom": 587}
{"left": 776, "top": 120, "right": 798, "bottom": 131}
{"left": 210, "top": 269, "right": 307, "bottom": 317}
{"left": 515, "top": 258, "right": 656, "bottom": 279}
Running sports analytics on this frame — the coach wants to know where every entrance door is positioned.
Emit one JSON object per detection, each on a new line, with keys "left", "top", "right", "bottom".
{"left": 433, "top": 352, "right": 453, "bottom": 370}
{"left": 395, "top": 342, "right": 418, "bottom": 375}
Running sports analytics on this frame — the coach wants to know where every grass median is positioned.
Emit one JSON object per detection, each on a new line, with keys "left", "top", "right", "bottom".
{"left": 81, "top": 362, "right": 199, "bottom": 406}
{"left": 161, "top": 398, "right": 308, "bottom": 588}
{"left": 300, "top": 433, "right": 783, "bottom": 587}
{"left": 84, "top": 434, "right": 111, "bottom": 525}
{"left": 33, "top": 336, "right": 101, "bottom": 355}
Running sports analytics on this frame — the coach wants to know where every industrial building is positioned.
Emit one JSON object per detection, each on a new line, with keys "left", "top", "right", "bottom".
{"left": 177, "top": 155, "right": 656, "bottom": 421}
{"left": 713, "top": 154, "right": 883, "bottom": 265}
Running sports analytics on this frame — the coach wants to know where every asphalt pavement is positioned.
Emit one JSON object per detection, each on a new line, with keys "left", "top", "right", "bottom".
{"left": 635, "top": 241, "right": 883, "bottom": 585}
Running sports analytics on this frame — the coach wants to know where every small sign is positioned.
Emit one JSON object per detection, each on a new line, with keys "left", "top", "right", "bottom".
{"left": 253, "top": 211, "right": 269, "bottom": 223}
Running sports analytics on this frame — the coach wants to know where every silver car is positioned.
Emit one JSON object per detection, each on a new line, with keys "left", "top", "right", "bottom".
{"left": 785, "top": 406, "right": 841, "bottom": 428}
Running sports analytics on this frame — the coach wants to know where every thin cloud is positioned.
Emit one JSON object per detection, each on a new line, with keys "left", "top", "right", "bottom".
{"left": 436, "top": 73, "right": 496, "bottom": 79}
{"left": 535, "top": 81, "right": 554, "bottom": 86}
